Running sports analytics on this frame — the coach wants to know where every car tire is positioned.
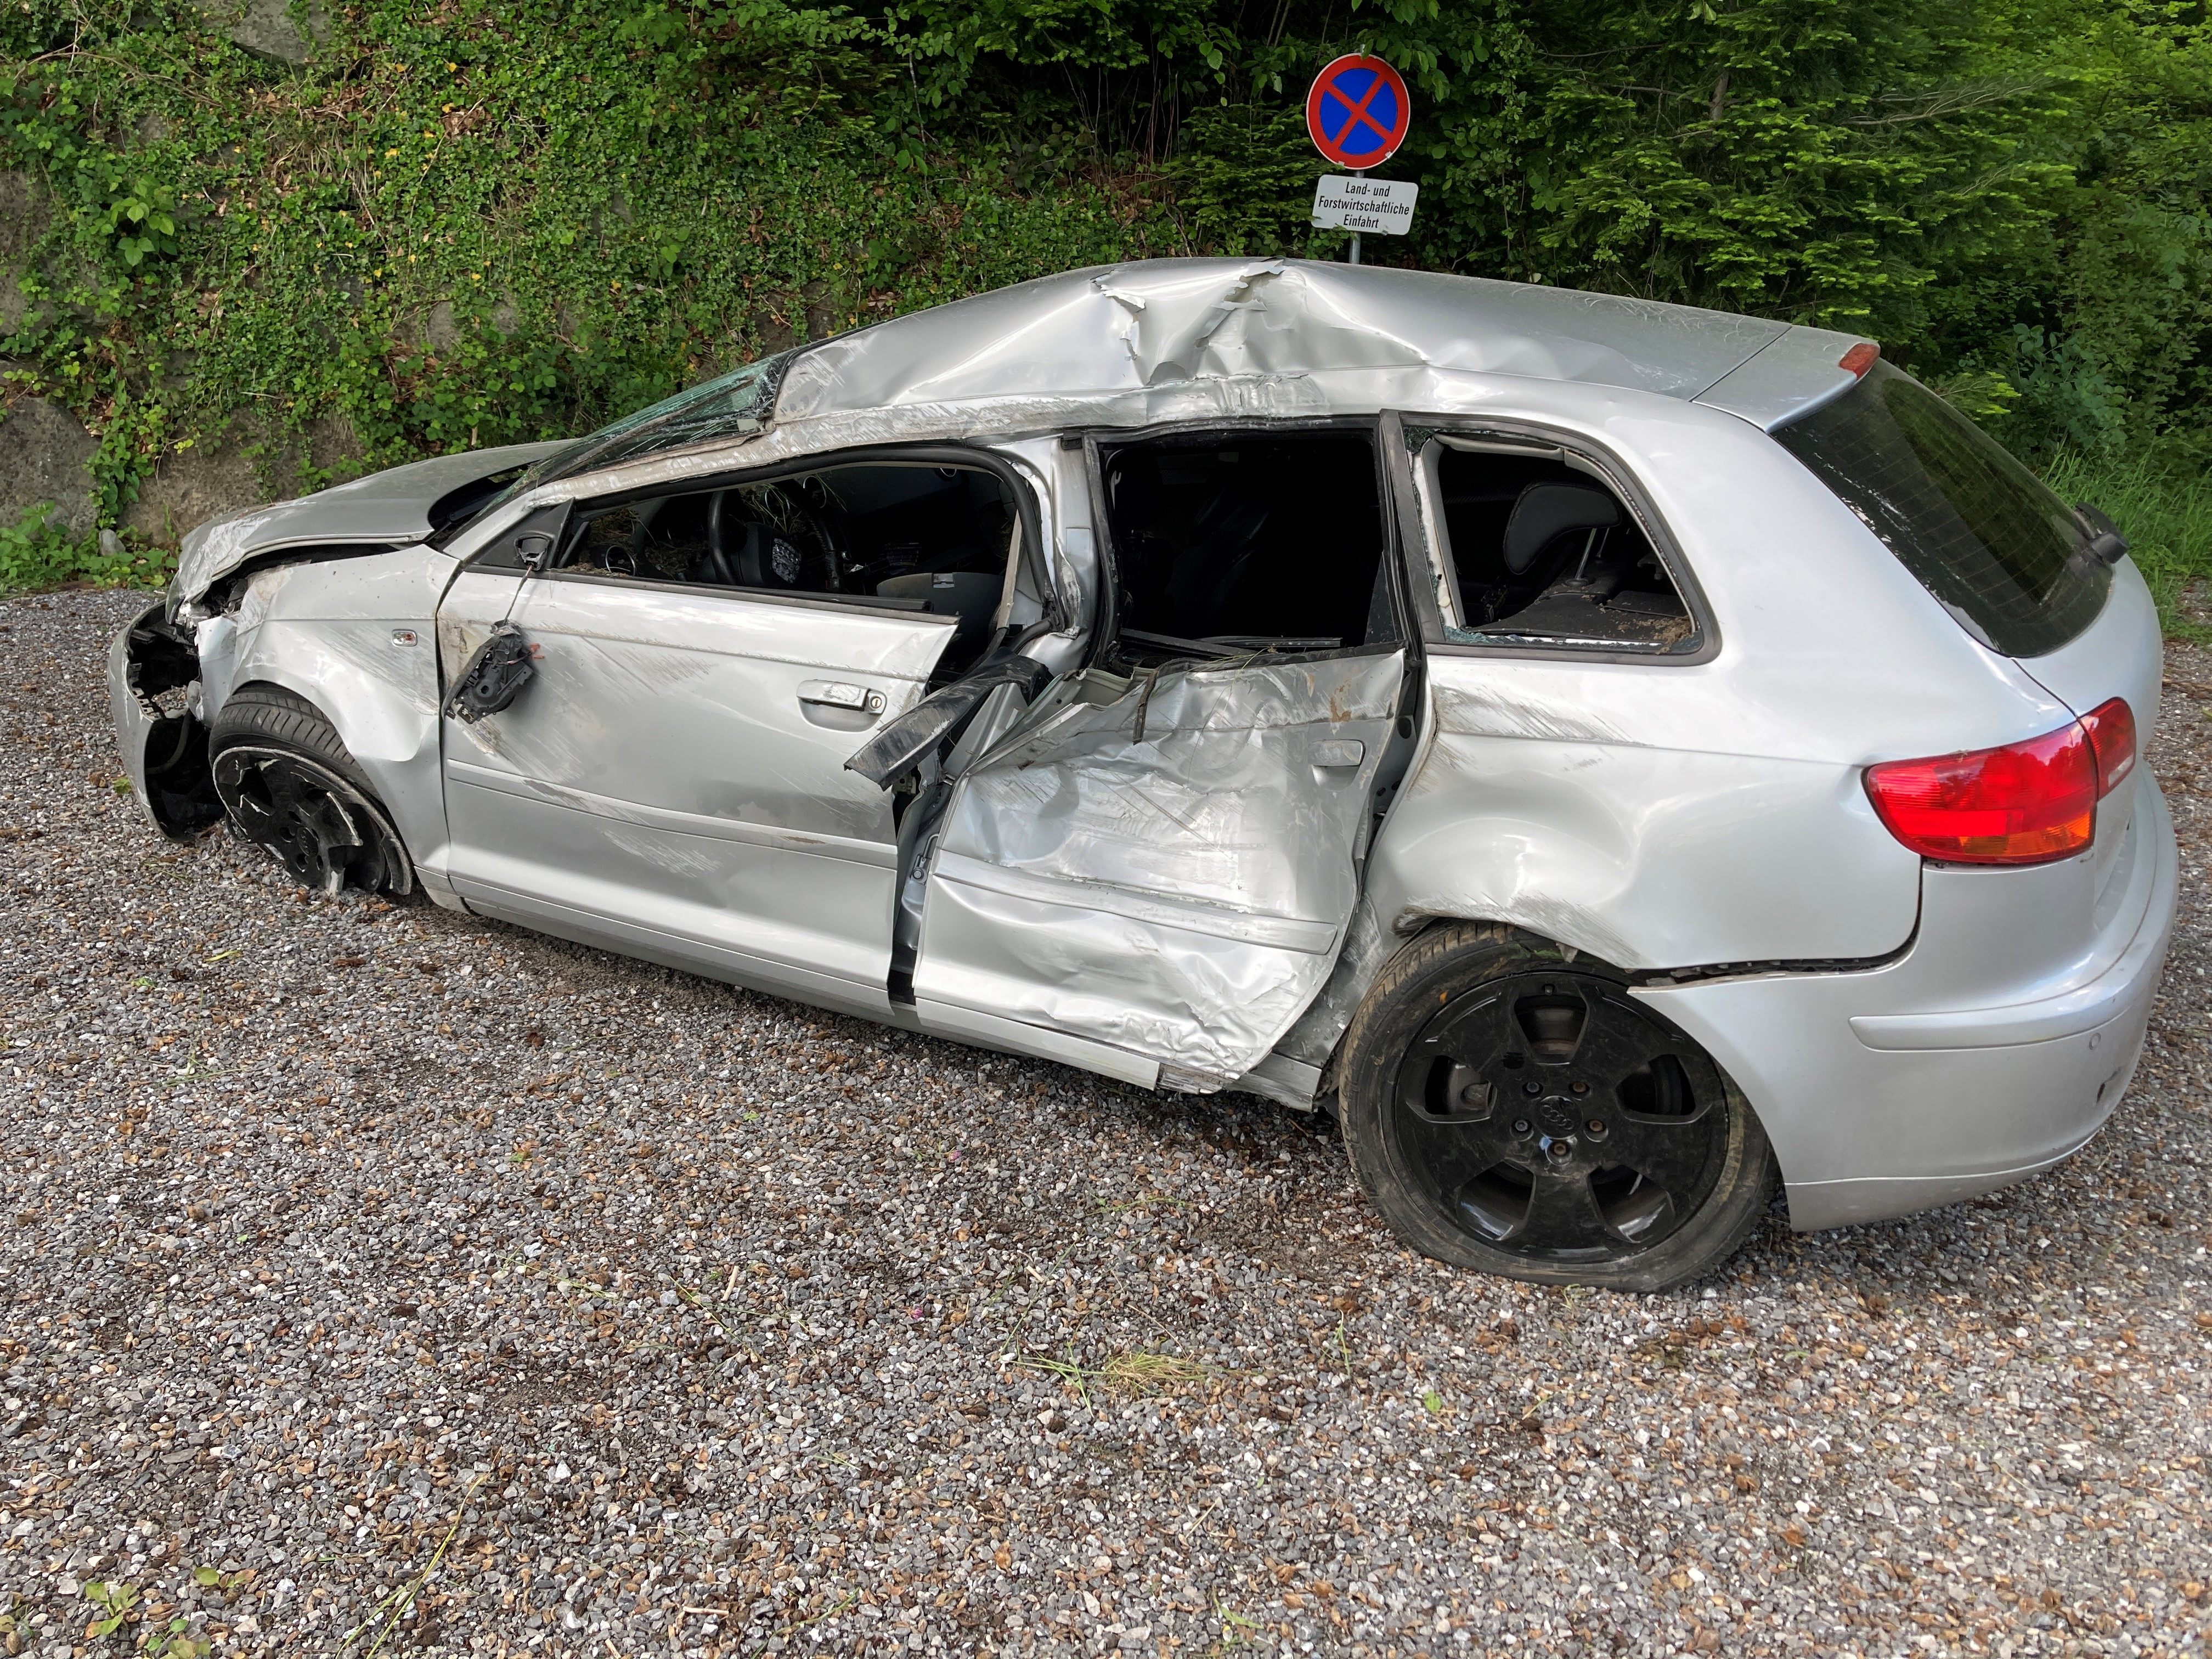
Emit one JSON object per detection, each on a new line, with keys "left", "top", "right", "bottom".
{"left": 1338, "top": 922, "right": 1773, "bottom": 1292}
{"left": 207, "top": 682, "right": 417, "bottom": 900}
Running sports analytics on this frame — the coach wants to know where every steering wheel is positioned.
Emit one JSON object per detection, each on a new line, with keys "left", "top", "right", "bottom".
{"left": 795, "top": 475, "right": 845, "bottom": 592}
{"left": 704, "top": 482, "right": 846, "bottom": 592}
{"left": 701, "top": 492, "right": 742, "bottom": 587}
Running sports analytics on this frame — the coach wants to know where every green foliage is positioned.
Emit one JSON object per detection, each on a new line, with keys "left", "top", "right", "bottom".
{"left": 0, "top": 0, "right": 2203, "bottom": 571}
{"left": 0, "top": 504, "right": 93, "bottom": 591}
{"left": 2041, "top": 448, "right": 2212, "bottom": 635}
{"left": 0, "top": 504, "right": 174, "bottom": 592}
{"left": 102, "top": 173, "right": 183, "bottom": 268}
{"left": 78, "top": 1579, "right": 139, "bottom": 1638}
{"left": 1170, "top": 103, "right": 1334, "bottom": 256}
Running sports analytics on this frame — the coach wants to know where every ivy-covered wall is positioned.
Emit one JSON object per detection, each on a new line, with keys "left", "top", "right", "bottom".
{"left": 2, "top": 0, "right": 2207, "bottom": 588}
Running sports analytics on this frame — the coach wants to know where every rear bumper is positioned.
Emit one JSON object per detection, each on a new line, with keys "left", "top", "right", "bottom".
{"left": 1637, "top": 772, "right": 2177, "bottom": 1231}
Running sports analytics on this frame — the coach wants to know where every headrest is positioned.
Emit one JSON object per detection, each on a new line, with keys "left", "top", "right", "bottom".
{"left": 1502, "top": 483, "right": 1621, "bottom": 575}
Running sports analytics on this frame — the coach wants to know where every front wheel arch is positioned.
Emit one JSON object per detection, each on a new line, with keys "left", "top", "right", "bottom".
{"left": 208, "top": 681, "right": 418, "bottom": 899}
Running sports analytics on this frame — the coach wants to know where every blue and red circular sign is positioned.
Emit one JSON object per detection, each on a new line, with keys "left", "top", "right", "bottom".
{"left": 1306, "top": 54, "right": 1412, "bottom": 170}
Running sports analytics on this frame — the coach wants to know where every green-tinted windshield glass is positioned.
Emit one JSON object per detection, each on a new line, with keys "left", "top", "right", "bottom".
{"left": 437, "top": 350, "right": 798, "bottom": 544}
{"left": 1772, "top": 360, "right": 2107, "bottom": 657}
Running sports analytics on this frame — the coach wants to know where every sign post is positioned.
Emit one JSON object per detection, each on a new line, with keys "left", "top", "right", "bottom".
{"left": 1305, "top": 53, "right": 1413, "bottom": 264}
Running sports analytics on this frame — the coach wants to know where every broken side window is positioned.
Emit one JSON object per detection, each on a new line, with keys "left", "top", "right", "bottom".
{"left": 1419, "top": 438, "right": 1696, "bottom": 651}
{"left": 1098, "top": 429, "right": 1397, "bottom": 667}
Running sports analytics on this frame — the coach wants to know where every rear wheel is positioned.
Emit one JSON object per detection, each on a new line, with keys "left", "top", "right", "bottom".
{"left": 208, "top": 684, "right": 416, "bottom": 899}
{"left": 1339, "top": 923, "right": 1771, "bottom": 1291}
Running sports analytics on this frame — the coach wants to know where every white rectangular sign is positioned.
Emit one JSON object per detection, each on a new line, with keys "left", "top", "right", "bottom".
{"left": 1311, "top": 175, "right": 1418, "bottom": 235}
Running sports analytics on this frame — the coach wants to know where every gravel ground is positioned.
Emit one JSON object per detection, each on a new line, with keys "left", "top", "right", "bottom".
{"left": 2, "top": 584, "right": 2209, "bottom": 1659}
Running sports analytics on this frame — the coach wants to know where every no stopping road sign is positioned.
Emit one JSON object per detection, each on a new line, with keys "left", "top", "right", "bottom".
{"left": 1306, "top": 54, "right": 1412, "bottom": 170}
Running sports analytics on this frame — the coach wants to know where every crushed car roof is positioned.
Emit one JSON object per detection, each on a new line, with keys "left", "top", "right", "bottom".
{"left": 170, "top": 259, "right": 1866, "bottom": 608}
{"left": 776, "top": 258, "right": 1861, "bottom": 429}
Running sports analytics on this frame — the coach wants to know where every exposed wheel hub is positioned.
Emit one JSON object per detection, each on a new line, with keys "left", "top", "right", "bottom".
{"left": 1391, "top": 971, "right": 1729, "bottom": 1262}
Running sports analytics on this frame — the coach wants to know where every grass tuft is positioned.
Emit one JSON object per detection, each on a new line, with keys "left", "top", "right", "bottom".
{"left": 1097, "top": 1350, "right": 1217, "bottom": 1396}
{"left": 1011, "top": 1347, "right": 1218, "bottom": 1404}
{"left": 2040, "top": 448, "right": 2212, "bottom": 638}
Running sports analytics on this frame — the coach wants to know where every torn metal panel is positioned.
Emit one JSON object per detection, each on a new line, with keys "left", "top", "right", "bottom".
{"left": 1233, "top": 1051, "right": 1325, "bottom": 1110}
{"left": 909, "top": 996, "right": 1161, "bottom": 1090}
{"left": 1267, "top": 895, "right": 1396, "bottom": 1073}
{"left": 912, "top": 651, "right": 1405, "bottom": 1087}
{"left": 193, "top": 614, "right": 240, "bottom": 724}
{"left": 845, "top": 654, "right": 1054, "bottom": 789}
{"left": 941, "top": 656, "right": 1398, "bottom": 911}
{"left": 916, "top": 871, "right": 1326, "bottom": 1084}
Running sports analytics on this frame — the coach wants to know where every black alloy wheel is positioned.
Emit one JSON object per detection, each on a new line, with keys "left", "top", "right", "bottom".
{"left": 1339, "top": 924, "right": 1773, "bottom": 1291}
{"left": 208, "top": 684, "right": 416, "bottom": 900}
{"left": 1396, "top": 972, "right": 1727, "bottom": 1257}
{"left": 213, "top": 747, "right": 407, "bottom": 895}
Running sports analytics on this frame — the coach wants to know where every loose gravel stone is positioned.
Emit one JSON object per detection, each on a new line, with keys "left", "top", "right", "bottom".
{"left": 2, "top": 585, "right": 2209, "bottom": 1657}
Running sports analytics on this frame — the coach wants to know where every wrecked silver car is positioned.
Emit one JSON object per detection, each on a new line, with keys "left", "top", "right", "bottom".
{"left": 109, "top": 259, "right": 2177, "bottom": 1290}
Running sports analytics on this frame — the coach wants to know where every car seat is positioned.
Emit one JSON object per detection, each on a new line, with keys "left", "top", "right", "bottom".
{"left": 878, "top": 570, "right": 1002, "bottom": 657}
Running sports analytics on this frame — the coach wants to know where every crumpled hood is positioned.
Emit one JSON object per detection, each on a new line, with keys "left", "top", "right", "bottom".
{"left": 170, "top": 440, "right": 567, "bottom": 611}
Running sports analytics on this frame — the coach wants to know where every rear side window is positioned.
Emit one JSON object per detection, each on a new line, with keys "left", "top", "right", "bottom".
{"left": 1419, "top": 440, "right": 1696, "bottom": 651}
{"left": 1772, "top": 361, "right": 2108, "bottom": 657}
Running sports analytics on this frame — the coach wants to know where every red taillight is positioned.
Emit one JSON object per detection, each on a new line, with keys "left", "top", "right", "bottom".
{"left": 1838, "top": 341, "right": 1880, "bottom": 377}
{"left": 2079, "top": 697, "right": 2136, "bottom": 797}
{"left": 1865, "top": 721, "right": 2097, "bottom": 864}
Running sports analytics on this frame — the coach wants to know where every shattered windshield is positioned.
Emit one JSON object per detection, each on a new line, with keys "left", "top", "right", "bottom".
{"left": 433, "top": 349, "right": 799, "bottom": 545}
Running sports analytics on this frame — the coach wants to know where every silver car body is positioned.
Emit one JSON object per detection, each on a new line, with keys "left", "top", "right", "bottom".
{"left": 111, "top": 258, "right": 2177, "bottom": 1232}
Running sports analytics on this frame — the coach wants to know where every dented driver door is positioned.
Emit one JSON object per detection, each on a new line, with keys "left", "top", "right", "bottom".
{"left": 906, "top": 648, "right": 1407, "bottom": 1091}
{"left": 434, "top": 532, "right": 959, "bottom": 1017}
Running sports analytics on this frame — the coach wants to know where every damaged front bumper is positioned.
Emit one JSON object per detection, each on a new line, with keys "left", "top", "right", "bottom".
{"left": 108, "top": 600, "right": 223, "bottom": 839}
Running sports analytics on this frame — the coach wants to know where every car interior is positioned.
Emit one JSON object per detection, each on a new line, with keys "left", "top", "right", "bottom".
{"left": 549, "top": 461, "right": 1028, "bottom": 677}
{"left": 1098, "top": 431, "right": 1396, "bottom": 671}
{"left": 1425, "top": 443, "right": 1694, "bottom": 647}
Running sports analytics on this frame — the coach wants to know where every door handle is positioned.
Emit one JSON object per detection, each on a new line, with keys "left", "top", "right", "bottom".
{"left": 1311, "top": 738, "right": 1365, "bottom": 769}
{"left": 799, "top": 681, "right": 886, "bottom": 715}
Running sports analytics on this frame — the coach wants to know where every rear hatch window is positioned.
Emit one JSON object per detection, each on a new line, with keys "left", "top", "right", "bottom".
{"left": 1771, "top": 360, "right": 2108, "bottom": 657}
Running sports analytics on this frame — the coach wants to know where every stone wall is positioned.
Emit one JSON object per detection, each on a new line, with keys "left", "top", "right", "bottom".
{"left": 2, "top": 0, "right": 332, "bottom": 548}
{"left": 0, "top": 386, "right": 366, "bottom": 549}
